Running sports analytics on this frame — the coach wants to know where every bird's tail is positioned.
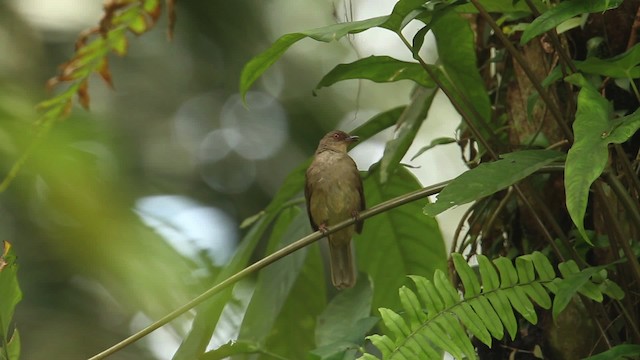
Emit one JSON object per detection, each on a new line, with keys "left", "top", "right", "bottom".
{"left": 328, "top": 240, "right": 356, "bottom": 289}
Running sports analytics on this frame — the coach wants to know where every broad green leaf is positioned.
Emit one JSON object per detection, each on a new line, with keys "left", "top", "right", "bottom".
{"left": 315, "top": 276, "right": 374, "bottom": 347}
{"left": 486, "top": 291, "right": 518, "bottom": 340}
{"left": 584, "top": 344, "right": 640, "bottom": 360}
{"left": 431, "top": 11, "right": 492, "bottom": 143}
{"left": 520, "top": 0, "right": 624, "bottom": 45}
{"left": 493, "top": 257, "right": 518, "bottom": 287}
{"left": 239, "top": 17, "right": 388, "bottom": 98}
{"left": 380, "top": 0, "right": 430, "bottom": 32}
{"left": 558, "top": 261, "right": 602, "bottom": 301}
{"left": 424, "top": 150, "right": 564, "bottom": 216}
{"left": 575, "top": 43, "right": 640, "bottom": 79}
{"left": 0, "top": 241, "right": 21, "bottom": 356}
{"left": 238, "top": 209, "right": 310, "bottom": 342}
{"left": 469, "top": 296, "right": 503, "bottom": 339}
{"left": 380, "top": 87, "right": 437, "bottom": 183}
{"left": 352, "top": 106, "right": 406, "bottom": 140}
{"left": 315, "top": 56, "right": 435, "bottom": 91}
{"left": 6, "top": 328, "right": 19, "bottom": 360}
{"left": 364, "top": 334, "right": 395, "bottom": 357}
{"left": 455, "top": 0, "right": 545, "bottom": 13}
{"left": 172, "top": 216, "right": 274, "bottom": 360}
{"left": 358, "top": 166, "right": 447, "bottom": 312}
{"left": 199, "top": 340, "right": 260, "bottom": 360}
{"left": 563, "top": 73, "right": 640, "bottom": 244}
{"left": 264, "top": 243, "right": 327, "bottom": 359}
{"left": 478, "top": 255, "right": 500, "bottom": 291}
{"left": 411, "top": 137, "right": 457, "bottom": 160}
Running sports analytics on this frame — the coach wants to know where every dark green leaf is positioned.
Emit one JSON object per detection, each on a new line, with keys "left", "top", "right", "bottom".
{"left": 0, "top": 241, "right": 21, "bottom": 352}
{"left": 352, "top": 106, "right": 406, "bottom": 140}
{"left": 264, "top": 243, "right": 327, "bottom": 359}
{"left": 380, "top": 0, "right": 429, "bottom": 31}
{"left": 358, "top": 166, "right": 447, "bottom": 312}
{"left": 316, "top": 56, "right": 434, "bottom": 91}
{"left": 431, "top": 11, "right": 492, "bottom": 140}
{"left": 238, "top": 209, "right": 310, "bottom": 342}
{"left": 315, "top": 276, "right": 374, "bottom": 347}
{"left": 575, "top": 43, "right": 640, "bottom": 79}
{"left": 240, "top": 17, "right": 388, "bottom": 98}
{"left": 584, "top": 345, "right": 640, "bottom": 360}
{"left": 520, "top": 0, "right": 624, "bottom": 45}
{"left": 564, "top": 74, "right": 618, "bottom": 244}
{"left": 199, "top": 340, "right": 260, "bottom": 360}
{"left": 424, "top": 150, "right": 565, "bottom": 216}
{"left": 455, "top": 0, "right": 545, "bottom": 13}
{"left": 411, "top": 137, "right": 457, "bottom": 160}
{"left": 172, "top": 216, "right": 274, "bottom": 360}
{"left": 380, "top": 87, "right": 437, "bottom": 183}
{"left": 552, "top": 267, "right": 600, "bottom": 320}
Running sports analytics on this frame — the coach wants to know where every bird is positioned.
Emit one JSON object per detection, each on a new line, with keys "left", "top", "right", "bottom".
{"left": 305, "top": 130, "right": 365, "bottom": 289}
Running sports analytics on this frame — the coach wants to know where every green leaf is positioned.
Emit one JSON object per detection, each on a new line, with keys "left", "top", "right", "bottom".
{"left": 575, "top": 43, "right": 640, "bottom": 79}
{"left": 455, "top": 0, "right": 545, "bottom": 13}
{"left": 264, "top": 243, "right": 327, "bottom": 359}
{"left": 352, "top": 106, "right": 406, "bottom": 140}
{"left": 424, "top": 150, "right": 564, "bottom": 216}
{"left": 0, "top": 241, "right": 21, "bottom": 356}
{"left": 563, "top": 73, "right": 637, "bottom": 244}
{"left": 552, "top": 267, "right": 600, "bottom": 320}
{"left": 583, "top": 344, "right": 640, "bottom": 360}
{"left": 452, "top": 253, "right": 481, "bottom": 298}
{"left": 358, "top": 167, "right": 447, "bottom": 312}
{"left": 238, "top": 209, "right": 311, "bottom": 341}
{"left": 380, "top": 87, "right": 437, "bottom": 183}
{"left": 239, "top": 17, "right": 388, "bottom": 98}
{"left": 431, "top": 11, "right": 492, "bottom": 143}
{"left": 411, "top": 137, "right": 457, "bottom": 160}
{"left": 380, "top": 0, "right": 430, "bottom": 32}
{"left": 199, "top": 340, "right": 260, "bottom": 360}
{"left": 315, "top": 56, "right": 435, "bottom": 91}
{"left": 172, "top": 215, "right": 275, "bottom": 360}
{"left": 520, "top": 0, "right": 624, "bottom": 45}
{"left": 315, "top": 277, "right": 375, "bottom": 347}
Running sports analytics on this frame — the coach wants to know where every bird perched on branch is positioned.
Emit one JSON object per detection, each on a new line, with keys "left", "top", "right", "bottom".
{"left": 305, "top": 130, "right": 365, "bottom": 289}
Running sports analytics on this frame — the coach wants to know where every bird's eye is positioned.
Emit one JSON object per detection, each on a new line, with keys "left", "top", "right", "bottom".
{"left": 333, "top": 133, "right": 340, "bottom": 139}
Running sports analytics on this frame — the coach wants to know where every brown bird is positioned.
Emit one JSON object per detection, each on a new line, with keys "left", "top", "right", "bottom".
{"left": 305, "top": 130, "right": 365, "bottom": 289}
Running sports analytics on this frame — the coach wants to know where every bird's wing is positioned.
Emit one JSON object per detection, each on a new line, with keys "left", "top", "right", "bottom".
{"left": 304, "top": 169, "right": 319, "bottom": 232}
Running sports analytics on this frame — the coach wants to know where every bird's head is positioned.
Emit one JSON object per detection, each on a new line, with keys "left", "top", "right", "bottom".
{"left": 317, "top": 130, "right": 359, "bottom": 153}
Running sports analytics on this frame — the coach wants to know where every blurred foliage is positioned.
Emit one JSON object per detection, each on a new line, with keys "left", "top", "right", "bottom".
{"left": 3, "top": 0, "right": 640, "bottom": 359}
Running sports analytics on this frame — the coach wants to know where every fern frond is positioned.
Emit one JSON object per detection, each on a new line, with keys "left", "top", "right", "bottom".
{"left": 359, "top": 252, "right": 624, "bottom": 360}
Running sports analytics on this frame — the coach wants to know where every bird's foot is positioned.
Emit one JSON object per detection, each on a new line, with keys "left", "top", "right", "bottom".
{"left": 318, "top": 224, "right": 330, "bottom": 235}
{"left": 351, "top": 210, "right": 361, "bottom": 222}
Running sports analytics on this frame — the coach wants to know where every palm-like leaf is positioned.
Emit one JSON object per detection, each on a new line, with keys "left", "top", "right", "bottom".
{"left": 360, "top": 252, "right": 624, "bottom": 360}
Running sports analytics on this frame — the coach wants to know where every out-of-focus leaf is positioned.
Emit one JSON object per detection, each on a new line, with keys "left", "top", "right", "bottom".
{"left": 6, "top": 329, "right": 20, "bottom": 360}
{"left": 358, "top": 166, "right": 447, "bottom": 312}
{"left": 316, "top": 56, "right": 434, "bottom": 90}
{"left": 380, "top": 87, "right": 436, "bottom": 183}
{"left": 240, "top": 18, "right": 388, "bottom": 99}
{"left": 411, "top": 137, "right": 457, "bottom": 160}
{"left": 564, "top": 73, "right": 640, "bottom": 244}
{"left": 455, "top": 0, "right": 545, "bottom": 13}
{"left": 238, "top": 209, "right": 309, "bottom": 342}
{"left": 424, "top": 150, "right": 565, "bottom": 216}
{"left": 0, "top": 241, "right": 21, "bottom": 354}
{"left": 199, "top": 340, "right": 260, "bottom": 360}
{"left": 431, "top": 11, "right": 492, "bottom": 141}
{"left": 574, "top": 43, "right": 640, "bottom": 79}
{"left": 583, "top": 344, "right": 640, "bottom": 360}
{"left": 520, "top": 0, "right": 624, "bottom": 45}
{"left": 315, "top": 276, "right": 375, "bottom": 347}
{"left": 351, "top": 106, "right": 405, "bottom": 140}
{"left": 172, "top": 215, "right": 274, "bottom": 360}
{"left": 264, "top": 243, "right": 327, "bottom": 359}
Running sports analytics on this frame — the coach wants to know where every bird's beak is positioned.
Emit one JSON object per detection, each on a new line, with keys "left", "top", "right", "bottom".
{"left": 348, "top": 135, "right": 360, "bottom": 142}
